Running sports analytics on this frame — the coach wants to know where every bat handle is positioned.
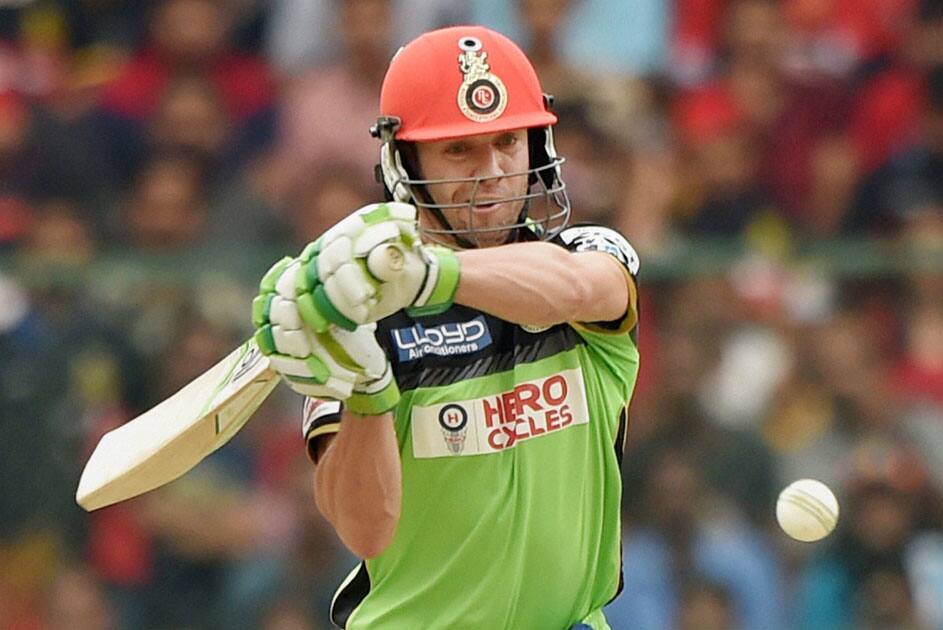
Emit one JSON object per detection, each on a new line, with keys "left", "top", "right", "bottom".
{"left": 366, "top": 243, "right": 406, "bottom": 281}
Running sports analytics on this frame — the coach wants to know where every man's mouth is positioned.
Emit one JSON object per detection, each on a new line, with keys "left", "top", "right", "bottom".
{"left": 467, "top": 198, "right": 504, "bottom": 213}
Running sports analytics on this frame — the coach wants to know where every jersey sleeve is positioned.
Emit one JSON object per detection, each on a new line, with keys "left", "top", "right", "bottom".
{"left": 302, "top": 397, "right": 342, "bottom": 463}
{"left": 557, "top": 224, "right": 640, "bottom": 336}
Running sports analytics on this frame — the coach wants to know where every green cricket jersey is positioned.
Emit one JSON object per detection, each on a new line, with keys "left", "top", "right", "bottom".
{"left": 303, "top": 225, "right": 640, "bottom": 629}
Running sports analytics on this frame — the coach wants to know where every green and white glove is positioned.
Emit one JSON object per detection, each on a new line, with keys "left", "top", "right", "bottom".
{"left": 294, "top": 202, "right": 461, "bottom": 331}
{"left": 252, "top": 256, "right": 400, "bottom": 415}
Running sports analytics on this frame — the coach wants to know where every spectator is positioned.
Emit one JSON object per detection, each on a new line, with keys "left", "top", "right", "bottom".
{"left": 0, "top": 273, "right": 73, "bottom": 630}
{"left": 95, "top": 0, "right": 275, "bottom": 183}
{"left": 472, "top": 0, "right": 668, "bottom": 76}
{"left": 147, "top": 73, "right": 233, "bottom": 171}
{"left": 677, "top": 580, "right": 736, "bottom": 630}
{"left": 285, "top": 163, "right": 373, "bottom": 248}
{"left": 0, "top": 3, "right": 941, "bottom": 627}
{"left": 260, "top": 596, "right": 323, "bottom": 630}
{"left": 852, "top": 565, "right": 924, "bottom": 629}
{"left": 264, "top": 0, "right": 394, "bottom": 203}
{"left": 608, "top": 449, "right": 786, "bottom": 630}
{"left": 513, "top": 0, "right": 589, "bottom": 104}
{"left": 45, "top": 567, "right": 116, "bottom": 630}
{"left": 0, "top": 90, "right": 114, "bottom": 212}
{"left": 89, "top": 315, "right": 291, "bottom": 629}
{"left": 0, "top": 91, "right": 35, "bottom": 248}
{"left": 672, "top": 85, "right": 780, "bottom": 236}
{"left": 852, "top": 65, "right": 943, "bottom": 233}
{"left": 793, "top": 438, "right": 943, "bottom": 629}
{"left": 265, "top": 0, "right": 467, "bottom": 74}
{"left": 895, "top": 300, "right": 943, "bottom": 407}
{"left": 628, "top": 395, "right": 779, "bottom": 525}
{"left": 122, "top": 152, "right": 208, "bottom": 251}
{"left": 550, "top": 101, "right": 627, "bottom": 225}
{"left": 146, "top": 72, "right": 287, "bottom": 247}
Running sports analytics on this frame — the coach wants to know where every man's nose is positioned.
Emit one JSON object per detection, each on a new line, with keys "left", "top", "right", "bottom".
{"left": 473, "top": 148, "right": 507, "bottom": 180}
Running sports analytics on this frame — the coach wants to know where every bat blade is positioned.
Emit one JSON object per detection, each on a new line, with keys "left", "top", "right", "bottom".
{"left": 76, "top": 338, "right": 280, "bottom": 511}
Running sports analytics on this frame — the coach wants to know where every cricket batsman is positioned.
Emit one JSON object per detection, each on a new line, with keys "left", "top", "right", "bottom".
{"left": 252, "top": 25, "right": 640, "bottom": 629}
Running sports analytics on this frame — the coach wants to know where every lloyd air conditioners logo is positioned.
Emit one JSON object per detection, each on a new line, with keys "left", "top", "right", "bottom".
{"left": 411, "top": 368, "right": 590, "bottom": 458}
{"left": 392, "top": 315, "right": 492, "bottom": 361}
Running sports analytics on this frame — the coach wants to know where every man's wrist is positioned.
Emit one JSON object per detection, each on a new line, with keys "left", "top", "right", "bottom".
{"left": 407, "top": 246, "right": 460, "bottom": 316}
{"left": 346, "top": 367, "right": 400, "bottom": 415}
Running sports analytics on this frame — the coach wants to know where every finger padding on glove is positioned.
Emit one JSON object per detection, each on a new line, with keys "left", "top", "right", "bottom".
{"left": 352, "top": 221, "right": 407, "bottom": 258}
{"left": 317, "top": 202, "right": 416, "bottom": 254}
{"left": 296, "top": 239, "right": 370, "bottom": 332}
{"left": 291, "top": 203, "right": 422, "bottom": 329}
{"left": 256, "top": 318, "right": 376, "bottom": 379}
{"left": 254, "top": 246, "right": 403, "bottom": 412}
{"left": 322, "top": 264, "right": 374, "bottom": 325}
{"left": 330, "top": 324, "right": 387, "bottom": 379}
{"left": 256, "top": 254, "right": 379, "bottom": 396}
{"left": 316, "top": 236, "right": 354, "bottom": 278}
{"left": 267, "top": 295, "right": 303, "bottom": 329}
{"left": 282, "top": 377, "right": 355, "bottom": 400}
{"left": 255, "top": 319, "right": 385, "bottom": 398}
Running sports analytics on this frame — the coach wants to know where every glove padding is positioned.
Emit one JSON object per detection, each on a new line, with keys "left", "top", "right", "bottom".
{"left": 253, "top": 257, "right": 399, "bottom": 415}
{"left": 294, "top": 202, "right": 461, "bottom": 331}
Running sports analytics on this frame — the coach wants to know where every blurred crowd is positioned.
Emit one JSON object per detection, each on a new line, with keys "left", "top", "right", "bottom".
{"left": 0, "top": 0, "right": 941, "bottom": 628}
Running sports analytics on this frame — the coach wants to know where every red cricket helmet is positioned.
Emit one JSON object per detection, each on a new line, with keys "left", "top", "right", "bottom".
{"left": 371, "top": 26, "right": 569, "bottom": 248}
{"left": 380, "top": 26, "right": 557, "bottom": 141}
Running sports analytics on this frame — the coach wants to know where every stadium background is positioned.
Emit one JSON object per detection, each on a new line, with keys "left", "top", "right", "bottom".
{"left": 1, "top": 0, "right": 941, "bottom": 628}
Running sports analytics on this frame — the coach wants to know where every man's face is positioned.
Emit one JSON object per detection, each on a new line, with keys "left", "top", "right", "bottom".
{"left": 413, "top": 129, "right": 530, "bottom": 247}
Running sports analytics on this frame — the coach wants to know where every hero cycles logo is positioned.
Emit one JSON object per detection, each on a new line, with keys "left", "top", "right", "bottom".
{"left": 411, "top": 368, "right": 590, "bottom": 458}
{"left": 474, "top": 374, "right": 574, "bottom": 450}
{"left": 392, "top": 316, "right": 492, "bottom": 361}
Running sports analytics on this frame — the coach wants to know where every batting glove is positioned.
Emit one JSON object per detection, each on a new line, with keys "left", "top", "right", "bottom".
{"left": 295, "top": 202, "right": 461, "bottom": 331}
{"left": 252, "top": 257, "right": 400, "bottom": 415}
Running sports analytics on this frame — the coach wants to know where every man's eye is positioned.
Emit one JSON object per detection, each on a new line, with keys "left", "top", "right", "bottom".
{"left": 497, "top": 134, "right": 517, "bottom": 146}
{"left": 445, "top": 143, "right": 468, "bottom": 154}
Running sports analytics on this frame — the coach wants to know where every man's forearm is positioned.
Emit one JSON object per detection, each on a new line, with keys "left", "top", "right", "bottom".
{"left": 314, "top": 410, "right": 401, "bottom": 558}
{"left": 454, "top": 242, "right": 627, "bottom": 326}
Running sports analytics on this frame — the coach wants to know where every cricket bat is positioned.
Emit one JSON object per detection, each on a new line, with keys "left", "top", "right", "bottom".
{"left": 75, "top": 243, "right": 405, "bottom": 511}
{"left": 76, "top": 338, "right": 280, "bottom": 511}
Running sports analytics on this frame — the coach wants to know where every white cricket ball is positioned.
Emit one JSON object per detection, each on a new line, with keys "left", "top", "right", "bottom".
{"left": 776, "top": 478, "right": 839, "bottom": 542}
